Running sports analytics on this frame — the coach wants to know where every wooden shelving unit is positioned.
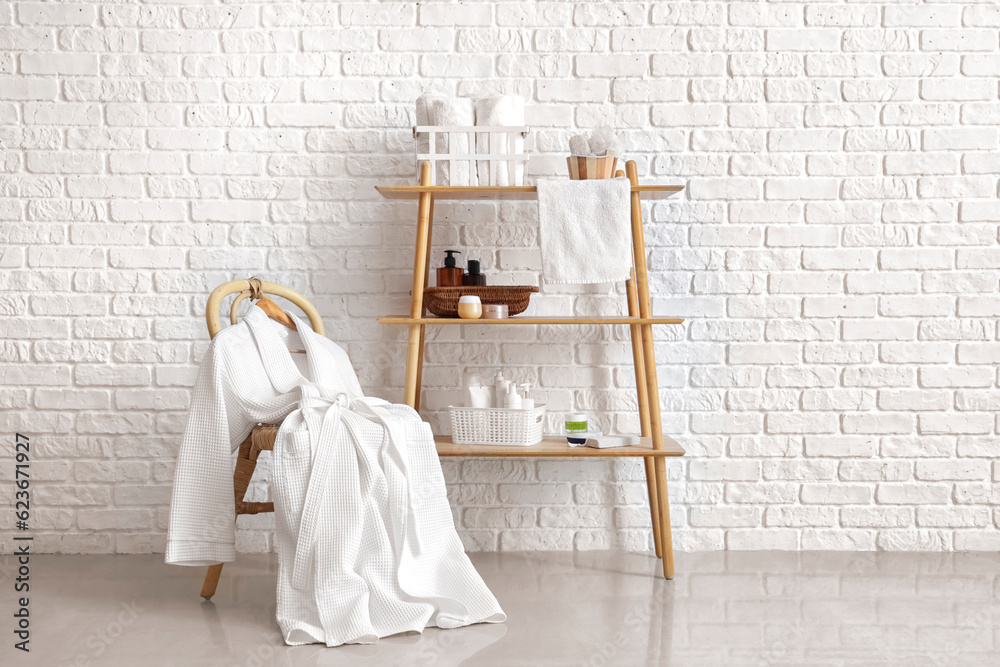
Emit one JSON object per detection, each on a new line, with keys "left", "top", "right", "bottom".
{"left": 377, "top": 161, "right": 685, "bottom": 579}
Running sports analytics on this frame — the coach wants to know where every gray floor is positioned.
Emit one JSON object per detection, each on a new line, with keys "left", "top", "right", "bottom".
{"left": 4, "top": 551, "right": 999, "bottom": 666}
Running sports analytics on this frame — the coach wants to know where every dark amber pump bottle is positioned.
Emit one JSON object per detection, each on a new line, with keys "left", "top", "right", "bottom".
{"left": 437, "top": 250, "right": 463, "bottom": 287}
{"left": 462, "top": 259, "right": 487, "bottom": 286}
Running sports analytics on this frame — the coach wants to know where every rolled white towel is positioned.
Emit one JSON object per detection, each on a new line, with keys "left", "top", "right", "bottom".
{"left": 475, "top": 95, "right": 524, "bottom": 186}
{"left": 415, "top": 92, "right": 447, "bottom": 127}
{"left": 431, "top": 96, "right": 476, "bottom": 186}
{"left": 415, "top": 93, "right": 446, "bottom": 182}
{"left": 415, "top": 92, "right": 447, "bottom": 151}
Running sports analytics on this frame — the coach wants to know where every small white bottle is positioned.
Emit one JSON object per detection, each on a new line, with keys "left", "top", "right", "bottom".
{"left": 504, "top": 385, "right": 522, "bottom": 409}
{"left": 464, "top": 372, "right": 483, "bottom": 393}
{"left": 465, "top": 373, "right": 491, "bottom": 409}
{"left": 493, "top": 373, "right": 509, "bottom": 409}
{"left": 519, "top": 383, "right": 534, "bottom": 410}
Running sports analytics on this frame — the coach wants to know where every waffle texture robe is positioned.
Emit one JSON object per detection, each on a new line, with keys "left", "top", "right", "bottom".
{"left": 166, "top": 306, "right": 505, "bottom": 646}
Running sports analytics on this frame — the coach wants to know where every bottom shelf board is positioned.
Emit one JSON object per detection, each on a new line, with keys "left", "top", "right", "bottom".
{"left": 434, "top": 435, "right": 685, "bottom": 458}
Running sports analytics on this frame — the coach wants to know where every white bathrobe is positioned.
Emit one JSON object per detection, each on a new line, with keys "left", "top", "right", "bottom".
{"left": 166, "top": 306, "right": 505, "bottom": 646}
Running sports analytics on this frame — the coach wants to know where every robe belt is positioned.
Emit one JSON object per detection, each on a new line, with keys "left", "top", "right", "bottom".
{"left": 289, "top": 386, "right": 345, "bottom": 591}
{"left": 289, "top": 386, "right": 422, "bottom": 592}
{"left": 347, "top": 398, "right": 424, "bottom": 557}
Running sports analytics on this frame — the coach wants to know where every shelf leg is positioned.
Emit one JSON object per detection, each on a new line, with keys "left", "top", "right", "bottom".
{"left": 413, "top": 325, "right": 426, "bottom": 411}
{"left": 412, "top": 196, "right": 435, "bottom": 412}
{"left": 626, "top": 160, "right": 675, "bottom": 579}
{"left": 627, "top": 272, "right": 662, "bottom": 559}
{"left": 404, "top": 162, "right": 434, "bottom": 409}
{"left": 654, "top": 455, "right": 675, "bottom": 579}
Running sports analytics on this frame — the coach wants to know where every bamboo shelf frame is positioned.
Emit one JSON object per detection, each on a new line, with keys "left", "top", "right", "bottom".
{"left": 377, "top": 161, "right": 685, "bottom": 579}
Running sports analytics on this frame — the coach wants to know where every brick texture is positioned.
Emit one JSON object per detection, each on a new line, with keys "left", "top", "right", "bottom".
{"left": 2, "top": 2, "right": 999, "bottom": 555}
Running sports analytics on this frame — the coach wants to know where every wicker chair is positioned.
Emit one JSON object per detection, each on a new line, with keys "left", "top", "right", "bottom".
{"left": 198, "top": 278, "right": 325, "bottom": 600}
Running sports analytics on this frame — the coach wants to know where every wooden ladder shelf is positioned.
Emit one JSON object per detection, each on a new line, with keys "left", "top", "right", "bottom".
{"left": 376, "top": 161, "right": 685, "bottom": 579}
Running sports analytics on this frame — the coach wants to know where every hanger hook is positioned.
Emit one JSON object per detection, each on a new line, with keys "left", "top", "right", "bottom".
{"left": 247, "top": 276, "right": 263, "bottom": 301}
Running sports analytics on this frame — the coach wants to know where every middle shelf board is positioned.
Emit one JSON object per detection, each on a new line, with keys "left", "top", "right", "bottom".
{"left": 375, "top": 184, "right": 685, "bottom": 201}
{"left": 435, "top": 435, "right": 685, "bottom": 458}
{"left": 378, "top": 315, "right": 685, "bottom": 326}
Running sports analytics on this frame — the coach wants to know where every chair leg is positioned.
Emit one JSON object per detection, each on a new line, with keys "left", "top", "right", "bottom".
{"left": 201, "top": 563, "right": 223, "bottom": 599}
{"left": 233, "top": 437, "right": 257, "bottom": 516}
{"left": 198, "top": 432, "right": 260, "bottom": 598}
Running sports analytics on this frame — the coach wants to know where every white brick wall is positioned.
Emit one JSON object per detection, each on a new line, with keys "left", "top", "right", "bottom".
{"left": 2, "top": 1, "right": 999, "bottom": 555}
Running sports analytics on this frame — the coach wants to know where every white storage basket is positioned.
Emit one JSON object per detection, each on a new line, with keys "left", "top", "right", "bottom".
{"left": 448, "top": 404, "right": 545, "bottom": 447}
{"left": 414, "top": 125, "right": 529, "bottom": 186}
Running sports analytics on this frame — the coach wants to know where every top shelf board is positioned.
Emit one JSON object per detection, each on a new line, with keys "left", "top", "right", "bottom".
{"left": 375, "top": 184, "right": 685, "bottom": 201}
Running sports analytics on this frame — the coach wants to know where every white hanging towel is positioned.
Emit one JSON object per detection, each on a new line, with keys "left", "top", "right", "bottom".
{"left": 475, "top": 95, "right": 524, "bottom": 186}
{"left": 537, "top": 177, "right": 633, "bottom": 285}
{"left": 166, "top": 306, "right": 505, "bottom": 646}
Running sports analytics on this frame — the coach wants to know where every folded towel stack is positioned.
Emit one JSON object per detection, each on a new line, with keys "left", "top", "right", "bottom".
{"left": 537, "top": 178, "right": 632, "bottom": 285}
{"left": 415, "top": 92, "right": 446, "bottom": 129}
{"left": 475, "top": 95, "right": 525, "bottom": 187}
{"left": 416, "top": 93, "right": 477, "bottom": 186}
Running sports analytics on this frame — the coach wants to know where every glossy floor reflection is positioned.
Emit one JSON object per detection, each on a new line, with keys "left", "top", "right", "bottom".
{"left": 7, "top": 551, "right": 1000, "bottom": 666}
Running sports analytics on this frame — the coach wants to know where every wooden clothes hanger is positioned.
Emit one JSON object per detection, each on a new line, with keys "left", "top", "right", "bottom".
{"left": 256, "top": 297, "right": 297, "bottom": 331}
{"left": 245, "top": 278, "right": 306, "bottom": 354}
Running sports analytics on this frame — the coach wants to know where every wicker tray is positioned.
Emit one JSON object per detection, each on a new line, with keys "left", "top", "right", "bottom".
{"left": 423, "top": 286, "right": 539, "bottom": 318}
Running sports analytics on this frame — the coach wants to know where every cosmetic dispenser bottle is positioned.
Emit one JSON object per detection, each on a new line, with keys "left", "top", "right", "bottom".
{"left": 462, "top": 259, "right": 487, "bottom": 286}
{"left": 504, "top": 385, "right": 522, "bottom": 409}
{"left": 437, "top": 250, "right": 463, "bottom": 287}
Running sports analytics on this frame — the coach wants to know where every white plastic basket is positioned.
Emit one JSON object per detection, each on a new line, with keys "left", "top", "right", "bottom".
{"left": 448, "top": 404, "right": 546, "bottom": 447}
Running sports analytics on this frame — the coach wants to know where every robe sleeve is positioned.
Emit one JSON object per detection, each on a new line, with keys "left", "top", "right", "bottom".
{"left": 165, "top": 337, "right": 249, "bottom": 566}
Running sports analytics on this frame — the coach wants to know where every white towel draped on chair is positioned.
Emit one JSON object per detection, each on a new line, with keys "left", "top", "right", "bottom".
{"left": 166, "top": 306, "right": 505, "bottom": 646}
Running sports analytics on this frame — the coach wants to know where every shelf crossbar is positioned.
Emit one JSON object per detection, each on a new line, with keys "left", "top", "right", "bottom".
{"left": 378, "top": 315, "right": 685, "bottom": 325}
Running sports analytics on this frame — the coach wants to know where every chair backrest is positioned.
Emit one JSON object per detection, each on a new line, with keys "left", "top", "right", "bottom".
{"left": 205, "top": 278, "right": 325, "bottom": 339}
